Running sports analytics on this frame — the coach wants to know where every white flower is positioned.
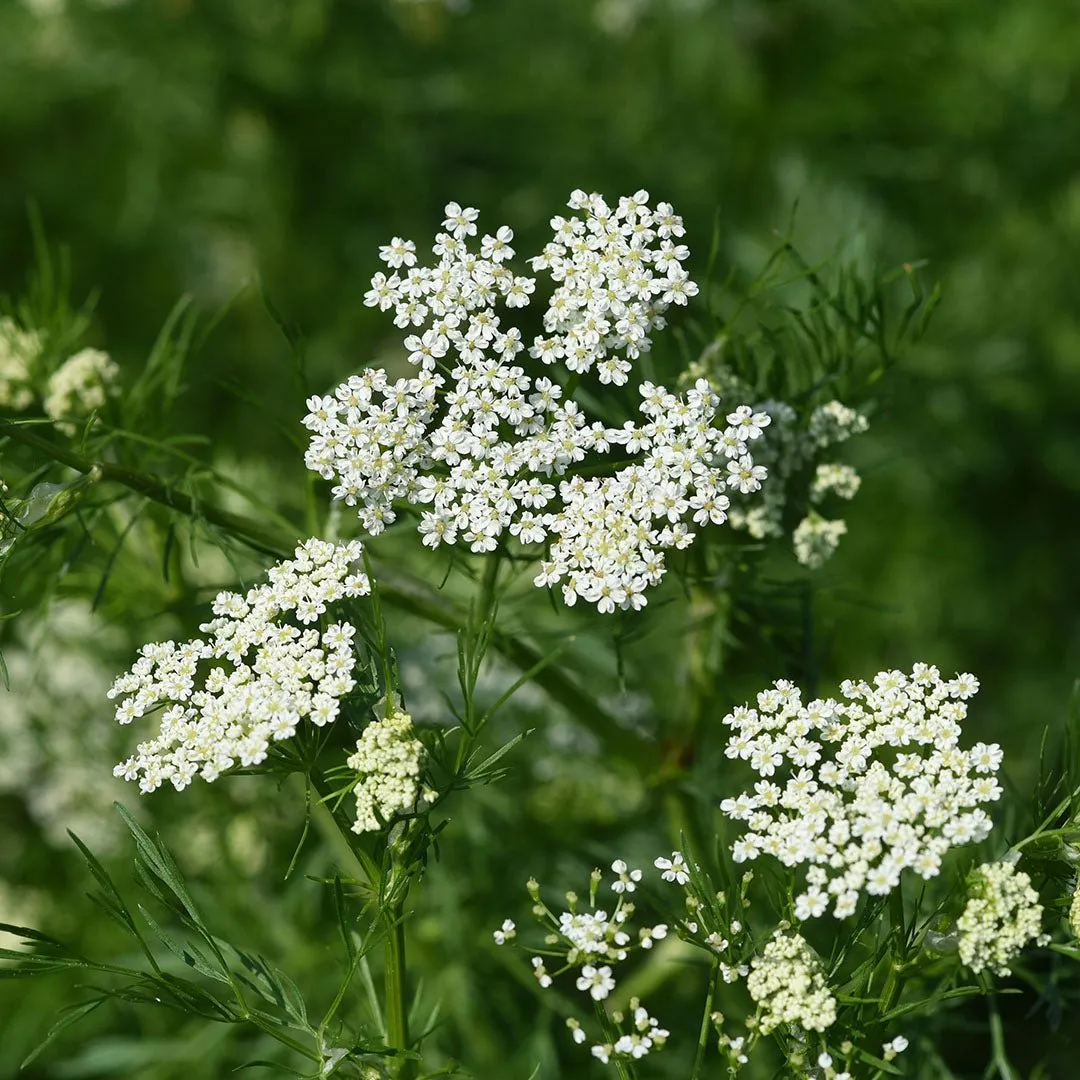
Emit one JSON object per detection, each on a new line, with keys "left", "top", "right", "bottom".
{"left": 883, "top": 1035, "right": 909, "bottom": 1061}
{"left": 0, "top": 315, "right": 44, "bottom": 411}
{"left": 442, "top": 201, "right": 479, "bottom": 239}
{"left": 111, "top": 539, "right": 367, "bottom": 793}
{"left": 566, "top": 1018, "right": 588, "bottom": 1045}
{"left": 493, "top": 919, "right": 516, "bottom": 945}
{"left": 958, "top": 861, "right": 1046, "bottom": 976}
{"left": 43, "top": 347, "right": 120, "bottom": 423}
{"left": 379, "top": 236, "right": 417, "bottom": 268}
{"left": 746, "top": 930, "right": 836, "bottom": 1033}
{"left": 610, "top": 859, "right": 643, "bottom": 893}
{"left": 348, "top": 709, "right": 425, "bottom": 833}
{"left": 576, "top": 964, "right": 616, "bottom": 1000}
{"left": 720, "top": 666, "right": 1001, "bottom": 918}
{"left": 306, "top": 192, "right": 766, "bottom": 612}
{"left": 655, "top": 851, "right": 690, "bottom": 885}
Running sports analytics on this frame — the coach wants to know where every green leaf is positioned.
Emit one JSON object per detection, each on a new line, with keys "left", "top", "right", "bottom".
{"left": 115, "top": 803, "right": 207, "bottom": 931}
{"left": 851, "top": 1046, "right": 903, "bottom": 1075}
{"left": 0, "top": 921, "right": 70, "bottom": 948}
{"left": 21, "top": 998, "right": 106, "bottom": 1068}
{"left": 462, "top": 730, "right": 532, "bottom": 785}
{"left": 135, "top": 904, "right": 228, "bottom": 984}
{"left": 122, "top": 296, "right": 198, "bottom": 429}
{"left": 68, "top": 830, "right": 132, "bottom": 924}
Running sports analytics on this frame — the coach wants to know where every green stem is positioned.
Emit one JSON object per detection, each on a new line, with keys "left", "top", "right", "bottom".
{"left": 987, "top": 996, "right": 1019, "bottom": 1080}
{"left": 244, "top": 1014, "right": 322, "bottom": 1063}
{"left": 309, "top": 772, "right": 413, "bottom": 1074}
{"left": 384, "top": 900, "right": 412, "bottom": 1077}
{"left": 878, "top": 962, "right": 901, "bottom": 1018}
{"left": 691, "top": 958, "right": 719, "bottom": 1080}
{"left": 878, "top": 888, "right": 907, "bottom": 1016}
{"left": 1, "top": 420, "right": 291, "bottom": 558}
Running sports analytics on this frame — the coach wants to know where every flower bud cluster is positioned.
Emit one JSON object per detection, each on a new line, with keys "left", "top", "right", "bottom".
{"left": 745, "top": 930, "right": 837, "bottom": 1033}
{"left": 347, "top": 707, "right": 425, "bottom": 833}
{"left": 957, "top": 860, "right": 1046, "bottom": 975}
{"left": 43, "top": 347, "right": 119, "bottom": 424}
{"left": 1070, "top": 880, "right": 1080, "bottom": 939}
{"left": 0, "top": 320, "right": 119, "bottom": 425}
{"left": 110, "top": 539, "right": 369, "bottom": 792}
{"left": 495, "top": 861, "right": 669, "bottom": 1067}
{"left": 303, "top": 192, "right": 769, "bottom": 612}
{"left": 0, "top": 316, "right": 45, "bottom": 411}
{"left": 720, "top": 665, "right": 1001, "bottom": 919}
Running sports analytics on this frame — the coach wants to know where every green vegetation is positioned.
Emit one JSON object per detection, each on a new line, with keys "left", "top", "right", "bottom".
{"left": 2, "top": 2, "right": 1079, "bottom": 1078}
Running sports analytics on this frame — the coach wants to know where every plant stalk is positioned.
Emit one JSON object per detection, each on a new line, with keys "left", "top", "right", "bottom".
{"left": 384, "top": 900, "right": 413, "bottom": 1077}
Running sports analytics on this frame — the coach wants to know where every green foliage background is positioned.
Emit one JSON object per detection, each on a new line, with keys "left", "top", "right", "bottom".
{"left": 1, "top": 1, "right": 1079, "bottom": 1077}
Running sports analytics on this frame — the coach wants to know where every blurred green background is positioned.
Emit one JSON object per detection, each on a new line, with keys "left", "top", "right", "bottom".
{"left": 2, "top": 0, "right": 1079, "bottom": 1076}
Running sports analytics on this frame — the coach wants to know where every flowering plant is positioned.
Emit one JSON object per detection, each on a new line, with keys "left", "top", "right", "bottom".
{"left": 2, "top": 192, "right": 1079, "bottom": 1080}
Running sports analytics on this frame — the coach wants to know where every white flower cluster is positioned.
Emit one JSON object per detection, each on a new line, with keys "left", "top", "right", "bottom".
{"left": 1070, "top": 881, "right": 1080, "bottom": 939}
{"left": 746, "top": 930, "right": 837, "bottom": 1033}
{"left": 714, "top": 383, "right": 867, "bottom": 568}
{"left": 720, "top": 665, "right": 1001, "bottom": 919}
{"left": 792, "top": 513, "right": 849, "bottom": 571}
{"left": 589, "top": 1001, "right": 670, "bottom": 1065}
{"left": 347, "top": 707, "right": 426, "bottom": 833}
{"left": 654, "top": 851, "right": 751, "bottom": 984}
{"left": 303, "top": 192, "right": 769, "bottom": 612}
{"left": 43, "top": 346, "right": 119, "bottom": 423}
{"left": 110, "top": 539, "right": 369, "bottom": 792}
{"left": 957, "top": 860, "right": 1046, "bottom": 976}
{"left": 497, "top": 862, "right": 669, "bottom": 1067}
{"left": 0, "top": 315, "right": 44, "bottom": 411}
{"left": 0, "top": 321, "right": 119, "bottom": 426}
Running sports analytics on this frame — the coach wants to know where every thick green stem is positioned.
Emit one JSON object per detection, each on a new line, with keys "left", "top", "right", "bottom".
{"left": 309, "top": 773, "right": 413, "bottom": 1074}
{"left": 878, "top": 887, "right": 906, "bottom": 1015}
{"left": 383, "top": 901, "right": 413, "bottom": 1076}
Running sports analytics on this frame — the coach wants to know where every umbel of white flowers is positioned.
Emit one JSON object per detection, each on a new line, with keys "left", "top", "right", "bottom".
{"left": 700, "top": 363, "right": 870, "bottom": 569}
{"left": 303, "top": 191, "right": 771, "bottom": 613}
{"left": 495, "top": 862, "right": 670, "bottom": 1067}
{"left": 719, "top": 664, "right": 1002, "bottom": 919}
{"left": 109, "top": 539, "right": 369, "bottom": 793}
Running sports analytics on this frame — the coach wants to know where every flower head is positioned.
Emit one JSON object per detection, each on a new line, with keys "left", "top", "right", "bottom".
{"left": 304, "top": 192, "right": 766, "bottom": 612}
{"left": 348, "top": 707, "right": 425, "bottom": 833}
{"left": 720, "top": 666, "right": 1001, "bottom": 918}
{"left": 746, "top": 930, "right": 836, "bottom": 1033}
{"left": 958, "top": 860, "right": 1045, "bottom": 975}
{"left": 111, "top": 539, "right": 367, "bottom": 792}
